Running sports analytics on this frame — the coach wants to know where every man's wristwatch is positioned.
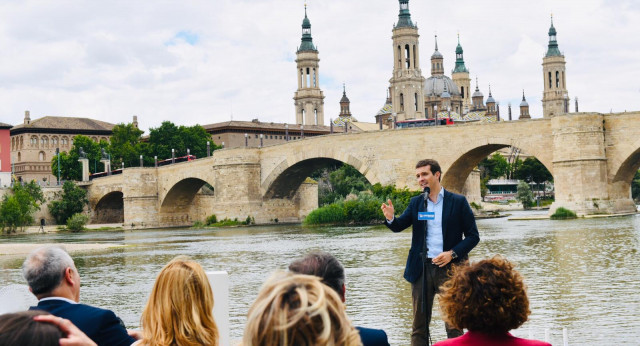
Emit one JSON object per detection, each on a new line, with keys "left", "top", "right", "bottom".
{"left": 450, "top": 250, "right": 458, "bottom": 259}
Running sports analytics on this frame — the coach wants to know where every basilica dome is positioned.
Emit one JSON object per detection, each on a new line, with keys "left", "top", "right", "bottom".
{"left": 424, "top": 75, "right": 461, "bottom": 97}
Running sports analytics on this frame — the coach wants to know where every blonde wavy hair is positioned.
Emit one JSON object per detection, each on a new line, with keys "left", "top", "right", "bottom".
{"left": 243, "top": 272, "right": 362, "bottom": 346}
{"left": 140, "top": 256, "right": 219, "bottom": 346}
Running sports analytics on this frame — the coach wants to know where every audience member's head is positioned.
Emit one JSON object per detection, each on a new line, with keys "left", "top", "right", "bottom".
{"left": 140, "top": 256, "right": 219, "bottom": 346}
{"left": 289, "top": 251, "right": 346, "bottom": 302}
{"left": 0, "top": 310, "right": 63, "bottom": 346}
{"left": 22, "top": 246, "right": 80, "bottom": 301}
{"left": 243, "top": 272, "right": 362, "bottom": 346}
{"left": 439, "top": 255, "right": 530, "bottom": 334}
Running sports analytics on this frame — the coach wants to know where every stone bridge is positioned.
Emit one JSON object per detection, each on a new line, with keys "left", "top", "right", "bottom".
{"left": 87, "top": 112, "right": 640, "bottom": 227}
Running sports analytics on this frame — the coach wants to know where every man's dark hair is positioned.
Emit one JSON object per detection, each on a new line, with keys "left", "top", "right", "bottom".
{"left": 288, "top": 251, "right": 345, "bottom": 296}
{"left": 416, "top": 159, "right": 442, "bottom": 179}
{"left": 0, "top": 310, "right": 63, "bottom": 346}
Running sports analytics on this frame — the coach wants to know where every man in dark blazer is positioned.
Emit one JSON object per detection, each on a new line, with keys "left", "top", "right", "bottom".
{"left": 381, "top": 159, "right": 479, "bottom": 346}
{"left": 289, "top": 251, "right": 390, "bottom": 346}
{"left": 22, "top": 246, "right": 136, "bottom": 346}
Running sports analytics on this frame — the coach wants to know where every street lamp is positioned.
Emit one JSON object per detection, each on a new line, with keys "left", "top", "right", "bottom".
{"left": 171, "top": 149, "right": 175, "bottom": 164}
{"left": 140, "top": 155, "right": 143, "bottom": 168}
{"left": 244, "top": 133, "right": 248, "bottom": 147}
{"left": 300, "top": 125, "right": 304, "bottom": 139}
{"left": 260, "top": 134, "right": 264, "bottom": 147}
{"left": 207, "top": 141, "right": 210, "bottom": 157}
{"left": 285, "top": 124, "right": 289, "bottom": 141}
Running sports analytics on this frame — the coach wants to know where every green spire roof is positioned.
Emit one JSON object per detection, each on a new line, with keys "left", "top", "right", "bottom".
{"left": 545, "top": 15, "right": 562, "bottom": 57}
{"left": 395, "top": 0, "right": 415, "bottom": 29}
{"left": 298, "top": 6, "right": 316, "bottom": 52}
{"left": 453, "top": 34, "right": 469, "bottom": 73}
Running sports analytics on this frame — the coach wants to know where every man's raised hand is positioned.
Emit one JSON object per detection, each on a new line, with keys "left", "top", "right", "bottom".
{"left": 381, "top": 199, "right": 395, "bottom": 221}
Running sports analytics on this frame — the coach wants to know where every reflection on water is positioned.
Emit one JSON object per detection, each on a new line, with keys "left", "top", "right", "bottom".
{"left": 1, "top": 211, "right": 640, "bottom": 345}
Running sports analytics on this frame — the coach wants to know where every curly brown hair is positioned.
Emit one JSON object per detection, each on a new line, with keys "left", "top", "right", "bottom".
{"left": 439, "top": 255, "right": 530, "bottom": 333}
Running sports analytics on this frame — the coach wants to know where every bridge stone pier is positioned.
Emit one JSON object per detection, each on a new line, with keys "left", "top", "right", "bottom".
{"left": 87, "top": 111, "right": 640, "bottom": 227}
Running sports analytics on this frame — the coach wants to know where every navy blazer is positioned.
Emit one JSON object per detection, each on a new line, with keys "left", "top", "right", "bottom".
{"left": 385, "top": 189, "right": 480, "bottom": 283}
{"left": 357, "top": 326, "right": 390, "bottom": 346}
{"left": 31, "top": 299, "right": 135, "bottom": 346}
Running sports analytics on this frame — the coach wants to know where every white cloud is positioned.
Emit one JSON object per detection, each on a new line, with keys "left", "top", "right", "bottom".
{"left": 0, "top": 0, "right": 638, "bottom": 132}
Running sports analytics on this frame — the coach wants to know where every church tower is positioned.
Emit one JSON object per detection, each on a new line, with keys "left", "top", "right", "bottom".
{"left": 486, "top": 85, "right": 497, "bottom": 117}
{"left": 471, "top": 78, "right": 485, "bottom": 111}
{"left": 338, "top": 84, "right": 352, "bottom": 118}
{"left": 293, "top": 6, "right": 325, "bottom": 125}
{"left": 520, "top": 90, "right": 531, "bottom": 119}
{"left": 542, "top": 15, "right": 569, "bottom": 117}
{"left": 389, "top": 0, "right": 425, "bottom": 121}
{"left": 451, "top": 34, "right": 471, "bottom": 114}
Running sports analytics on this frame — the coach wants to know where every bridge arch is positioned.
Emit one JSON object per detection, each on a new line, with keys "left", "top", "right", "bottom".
{"left": 93, "top": 191, "right": 124, "bottom": 224}
{"left": 611, "top": 138, "right": 640, "bottom": 184}
{"left": 263, "top": 156, "right": 377, "bottom": 199}
{"left": 159, "top": 177, "right": 213, "bottom": 213}
{"left": 442, "top": 140, "right": 554, "bottom": 194}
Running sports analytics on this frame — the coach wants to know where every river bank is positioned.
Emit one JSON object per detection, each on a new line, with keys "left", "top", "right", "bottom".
{"left": 0, "top": 242, "right": 123, "bottom": 257}
{"left": 4, "top": 223, "right": 124, "bottom": 235}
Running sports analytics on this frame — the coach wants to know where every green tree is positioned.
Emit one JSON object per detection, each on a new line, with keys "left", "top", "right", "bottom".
{"left": 0, "top": 181, "right": 45, "bottom": 232}
{"left": 48, "top": 181, "right": 89, "bottom": 225}
{"left": 633, "top": 170, "right": 640, "bottom": 202}
{"left": 515, "top": 157, "right": 553, "bottom": 196}
{"left": 479, "top": 153, "right": 509, "bottom": 180}
{"left": 108, "top": 123, "right": 147, "bottom": 168}
{"left": 516, "top": 181, "right": 534, "bottom": 210}
{"left": 314, "top": 164, "right": 371, "bottom": 205}
{"left": 146, "top": 121, "right": 219, "bottom": 160}
{"left": 51, "top": 135, "right": 109, "bottom": 181}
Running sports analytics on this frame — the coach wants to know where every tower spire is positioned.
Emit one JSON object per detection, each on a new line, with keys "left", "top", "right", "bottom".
{"left": 453, "top": 33, "right": 468, "bottom": 73}
{"left": 298, "top": 5, "right": 316, "bottom": 52}
{"left": 545, "top": 14, "right": 561, "bottom": 57}
{"left": 395, "top": 0, "right": 415, "bottom": 28}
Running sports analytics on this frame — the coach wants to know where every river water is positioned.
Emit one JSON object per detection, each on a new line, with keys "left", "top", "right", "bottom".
{"left": 1, "top": 210, "right": 639, "bottom": 345}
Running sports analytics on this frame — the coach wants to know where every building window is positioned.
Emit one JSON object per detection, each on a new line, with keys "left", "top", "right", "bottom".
{"left": 556, "top": 71, "right": 560, "bottom": 88}
{"left": 400, "top": 93, "right": 404, "bottom": 111}
{"left": 313, "top": 68, "right": 317, "bottom": 87}
{"left": 405, "top": 44, "right": 410, "bottom": 69}
{"left": 39, "top": 151, "right": 45, "bottom": 161}
{"left": 413, "top": 45, "right": 417, "bottom": 68}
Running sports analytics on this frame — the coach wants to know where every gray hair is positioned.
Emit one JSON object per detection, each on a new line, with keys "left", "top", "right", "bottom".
{"left": 22, "top": 246, "right": 75, "bottom": 296}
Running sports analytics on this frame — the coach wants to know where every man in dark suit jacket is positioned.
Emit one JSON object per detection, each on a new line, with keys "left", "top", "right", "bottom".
{"left": 382, "top": 159, "right": 479, "bottom": 346}
{"left": 289, "top": 251, "right": 390, "bottom": 346}
{"left": 22, "top": 246, "right": 136, "bottom": 346}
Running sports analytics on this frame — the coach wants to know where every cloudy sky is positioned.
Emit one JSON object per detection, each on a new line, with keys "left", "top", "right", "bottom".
{"left": 0, "top": 0, "right": 638, "bottom": 133}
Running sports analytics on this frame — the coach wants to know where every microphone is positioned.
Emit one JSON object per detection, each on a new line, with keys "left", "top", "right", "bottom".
{"left": 423, "top": 186, "right": 430, "bottom": 204}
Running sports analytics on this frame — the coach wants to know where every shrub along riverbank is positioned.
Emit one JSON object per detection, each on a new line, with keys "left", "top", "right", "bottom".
{"left": 304, "top": 184, "right": 420, "bottom": 225}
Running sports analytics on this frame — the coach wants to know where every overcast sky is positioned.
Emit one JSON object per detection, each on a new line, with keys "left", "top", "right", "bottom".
{"left": 0, "top": 0, "right": 638, "bottom": 133}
